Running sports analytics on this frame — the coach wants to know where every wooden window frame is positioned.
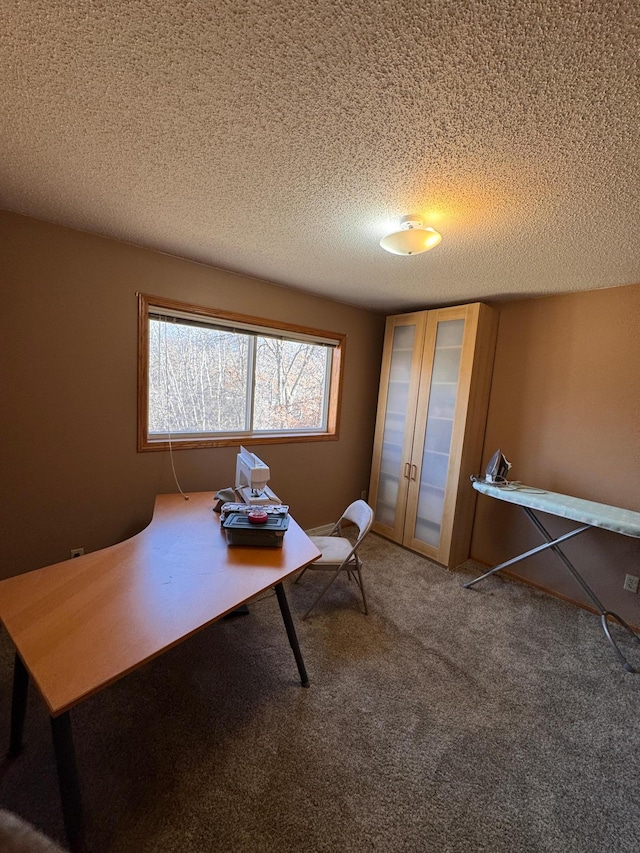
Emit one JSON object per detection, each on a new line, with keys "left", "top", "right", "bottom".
{"left": 137, "top": 293, "right": 345, "bottom": 451}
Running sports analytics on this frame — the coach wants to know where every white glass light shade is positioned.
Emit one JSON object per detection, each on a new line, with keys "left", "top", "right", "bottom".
{"left": 380, "top": 215, "right": 442, "bottom": 256}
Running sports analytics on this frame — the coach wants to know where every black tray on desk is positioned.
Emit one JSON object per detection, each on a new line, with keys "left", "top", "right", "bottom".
{"left": 222, "top": 512, "right": 290, "bottom": 547}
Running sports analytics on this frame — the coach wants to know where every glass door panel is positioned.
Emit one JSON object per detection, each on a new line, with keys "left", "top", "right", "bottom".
{"left": 413, "top": 319, "right": 464, "bottom": 546}
{"left": 374, "top": 323, "right": 416, "bottom": 528}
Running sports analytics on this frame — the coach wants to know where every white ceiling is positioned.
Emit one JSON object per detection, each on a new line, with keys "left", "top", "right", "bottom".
{"left": 1, "top": 1, "right": 638, "bottom": 313}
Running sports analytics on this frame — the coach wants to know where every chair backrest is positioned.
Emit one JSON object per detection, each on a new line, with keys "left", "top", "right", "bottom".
{"left": 339, "top": 499, "right": 374, "bottom": 545}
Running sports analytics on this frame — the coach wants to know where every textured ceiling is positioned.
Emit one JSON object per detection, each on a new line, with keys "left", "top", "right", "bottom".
{"left": 1, "top": 0, "right": 638, "bottom": 313}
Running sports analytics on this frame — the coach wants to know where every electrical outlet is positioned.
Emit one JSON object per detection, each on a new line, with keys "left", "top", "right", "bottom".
{"left": 360, "top": 490, "right": 368, "bottom": 501}
{"left": 623, "top": 574, "right": 639, "bottom": 593}
{"left": 70, "top": 548, "right": 84, "bottom": 559}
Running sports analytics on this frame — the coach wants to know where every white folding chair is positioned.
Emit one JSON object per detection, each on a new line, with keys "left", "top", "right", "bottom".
{"left": 296, "top": 499, "right": 374, "bottom": 619}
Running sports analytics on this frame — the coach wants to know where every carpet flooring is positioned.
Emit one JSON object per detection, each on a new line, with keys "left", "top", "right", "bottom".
{"left": 1, "top": 533, "right": 639, "bottom": 852}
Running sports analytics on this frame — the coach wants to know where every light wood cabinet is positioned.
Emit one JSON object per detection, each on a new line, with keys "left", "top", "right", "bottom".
{"left": 368, "top": 302, "right": 498, "bottom": 568}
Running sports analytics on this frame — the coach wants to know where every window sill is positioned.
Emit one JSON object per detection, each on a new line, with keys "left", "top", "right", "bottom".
{"left": 138, "top": 431, "right": 339, "bottom": 452}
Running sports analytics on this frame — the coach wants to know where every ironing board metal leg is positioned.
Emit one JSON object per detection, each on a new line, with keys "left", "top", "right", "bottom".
{"left": 462, "top": 524, "right": 591, "bottom": 589}
{"left": 522, "top": 509, "right": 608, "bottom": 611}
{"left": 472, "top": 505, "right": 640, "bottom": 672}
{"left": 600, "top": 612, "right": 640, "bottom": 673}
{"left": 524, "top": 508, "right": 640, "bottom": 671}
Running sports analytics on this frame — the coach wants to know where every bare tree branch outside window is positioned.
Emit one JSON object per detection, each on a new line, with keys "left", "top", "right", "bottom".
{"left": 148, "top": 320, "right": 329, "bottom": 435}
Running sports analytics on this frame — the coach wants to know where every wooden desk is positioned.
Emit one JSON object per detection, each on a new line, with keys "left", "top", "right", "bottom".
{"left": 0, "top": 493, "right": 320, "bottom": 852}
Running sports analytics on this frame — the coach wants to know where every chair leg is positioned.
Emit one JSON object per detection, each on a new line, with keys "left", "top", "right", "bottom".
{"left": 302, "top": 566, "right": 344, "bottom": 620}
{"left": 355, "top": 566, "right": 369, "bottom": 615}
{"left": 295, "top": 564, "right": 311, "bottom": 584}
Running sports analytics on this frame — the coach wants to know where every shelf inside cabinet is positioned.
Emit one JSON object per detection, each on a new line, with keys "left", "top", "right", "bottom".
{"left": 413, "top": 517, "right": 441, "bottom": 547}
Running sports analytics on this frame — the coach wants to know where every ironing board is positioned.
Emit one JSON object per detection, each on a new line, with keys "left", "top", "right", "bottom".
{"left": 466, "top": 480, "right": 640, "bottom": 672}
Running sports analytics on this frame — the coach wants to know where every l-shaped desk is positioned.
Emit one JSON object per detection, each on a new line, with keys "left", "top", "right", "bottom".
{"left": 0, "top": 492, "right": 320, "bottom": 852}
{"left": 466, "top": 481, "right": 640, "bottom": 672}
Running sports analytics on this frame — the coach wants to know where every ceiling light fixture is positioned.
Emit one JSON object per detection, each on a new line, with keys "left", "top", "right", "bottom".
{"left": 379, "top": 214, "right": 442, "bottom": 256}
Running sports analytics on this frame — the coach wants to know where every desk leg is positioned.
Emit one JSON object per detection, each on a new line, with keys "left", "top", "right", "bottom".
{"left": 50, "top": 712, "right": 86, "bottom": 853}
{"left": 8, "top": 652, "right": 29, "bottom": 757}
{"left": 274, "top": 582, "right": 310, "bottom": 687}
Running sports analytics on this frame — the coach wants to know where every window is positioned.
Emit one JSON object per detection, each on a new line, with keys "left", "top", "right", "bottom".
{"left": 138, "top": 294, "right": 345, "bottom": 450}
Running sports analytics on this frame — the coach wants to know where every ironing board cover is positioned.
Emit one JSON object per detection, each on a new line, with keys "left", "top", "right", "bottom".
{"left": 472, "top": 481, "right": 640, "bottom": 538}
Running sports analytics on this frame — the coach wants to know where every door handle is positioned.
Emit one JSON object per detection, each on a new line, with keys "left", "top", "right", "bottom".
{"left": 410, "top": 464, "right": 417, "bottom": 481}
{"left": 404, "top": 462, "right": 411, "bottom": 479}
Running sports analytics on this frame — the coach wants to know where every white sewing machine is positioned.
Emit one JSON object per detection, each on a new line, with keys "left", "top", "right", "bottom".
{"left": 235, "top": 445, "right": 280, "bottom": 505}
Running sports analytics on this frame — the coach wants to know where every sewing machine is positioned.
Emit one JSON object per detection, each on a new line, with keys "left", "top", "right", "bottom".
{"left": 235, "top": 445, "right": 280, "bottom": 504}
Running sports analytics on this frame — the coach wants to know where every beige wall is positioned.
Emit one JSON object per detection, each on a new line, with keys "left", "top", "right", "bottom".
{"left": 4, "top": 210, "right": 639, "bottom": 630}
{"left": 1, "top": 211, "right": 385, "bottom": 579}
{"left": 471, "top": 284, "right": 640, "bottom": 627}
